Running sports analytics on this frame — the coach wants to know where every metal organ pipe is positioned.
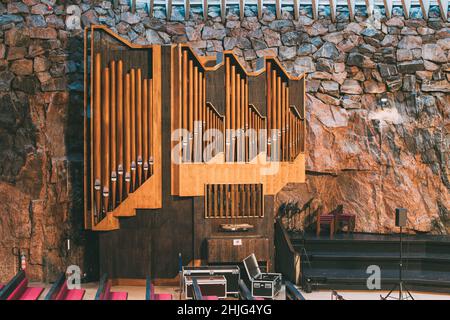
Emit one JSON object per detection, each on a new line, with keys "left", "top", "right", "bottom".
{"left": 124, "top": 72, "right": 131, "bottom": 197}
{"left": 94, "top": 53, "right": 102, "bottom": 221}
{"left": 102, "top": 67, "right": 110, "bottom": 215}
{"left": 110, "top": 61, "right": 117, "bottom": 209}
{"left": 117, "top": 60, "right": 124, "bottom": 203}
{"left": 130, "top": 68, "right": 136, "bottom": 192}
{"left": 136, "top": 68, "right": 143, "bottom": 187}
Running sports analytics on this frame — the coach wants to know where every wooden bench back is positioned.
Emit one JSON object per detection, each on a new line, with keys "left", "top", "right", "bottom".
{"left": 94, "top": 274, "right": 109, "bottom": 300}
{"left": 285, "top": 281, "right": 306, "bottom": 300}
{"left": 45, "top": 273, "right": 66, "bottom": 300}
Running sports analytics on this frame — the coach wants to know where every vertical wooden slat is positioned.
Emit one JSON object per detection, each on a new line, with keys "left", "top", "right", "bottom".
{"left": 312, "top": 0, "right": 319, "bottom": 20}
{"left": 275, "top": 0, "right": 281, "bottom": 19}
{"left": 230, "top": 184, "right": 235, "bottom": 218}
{"left": 149, "top": 0, "right": 155, "bottom": 17}
{"left": 221, "top": 0, "right": 226, "bottom": 21}
{"left": 102, "top": 67, "right": 110, "bottom": 214}
{"left": 185, "top": 0, "right": 190, "bottom": 20}
{"left": 383, "top": 0, "right": 393, "bottom": 18}
{"left": 167, "top": 0, "right": 172, "bottom": 20}
{"left": 293, "top": 0, "right": 299, "bottom": 20}
{"left": 220, "top": 185, "right": 225, "bottom": 218}
{"left": 401, "top": 0, "right": 411, "bottom": 18}
{"left": 110, "top": 61, "right": 117, "bottom": 209}
{"left": 330, "top": 0, "right": 337, "bottom": 22}
{"left": 365, "top": 0, "right": 374, "bottom": 18}
{"left": 225, "top": 184, "right": 229, "bottom": 218}
{"left": 240, "top": 0, "right": 245, "bottom": 20}
{"left": 257, "top": 0, "right": 263, "bottom": 19}
{"left": 131, "top": 0, "right": 136, "bottom": 13}
{"left": 437, "top": 0, "right": 448, "bottom": 20}
{"left": 213, "top": 184, "right": 218, "bottom": 218}
{"left": 418, "top": 0, "right": 430, "bottom": 19}
{"left": 203, "top": 0, "right": 208, "bottom": 20}
{"left": 209, "top": 184, "right": 212, "bottom": 217}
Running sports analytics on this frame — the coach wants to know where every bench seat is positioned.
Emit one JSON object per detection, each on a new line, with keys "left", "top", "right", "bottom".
{"left": 19, "top": 287, "right": 44, "bottom": 300}
{"left": 108, "top": 292, "right": 128, "bottom": 300}
{"left": 154, "top": 293, "right": 172, "bottom": 300}
{"left": 64, "top": 289, "right": 86, "bottom": 300}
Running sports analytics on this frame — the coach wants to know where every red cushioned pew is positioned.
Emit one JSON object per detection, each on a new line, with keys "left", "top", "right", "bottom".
{"left": 0, "top": 270, "right": 44, "bottom": 300}
{"left": 145, "top": 276, "right": 172, "bottom": 300}
{"left": 44, "top": 273, "right": 85, "bottom": 300}
{"left": 95, "top": 274, "right": 128, "bottom": 300}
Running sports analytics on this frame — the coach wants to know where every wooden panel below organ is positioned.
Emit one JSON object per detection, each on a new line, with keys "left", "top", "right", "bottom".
{"left": 207, "top": 237, "right": 269, "bottom": 264}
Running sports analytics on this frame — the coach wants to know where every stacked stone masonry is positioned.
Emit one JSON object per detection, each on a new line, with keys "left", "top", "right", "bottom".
{"left": 0, "top": 1, "right": 448, "bottom": 282}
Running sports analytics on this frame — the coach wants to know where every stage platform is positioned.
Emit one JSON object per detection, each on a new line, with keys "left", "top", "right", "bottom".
{"left": 289, "top": 231, "right": 450, "bottom": 293}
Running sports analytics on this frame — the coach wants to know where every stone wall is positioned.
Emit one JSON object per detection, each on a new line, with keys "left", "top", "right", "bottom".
{"left": 0, "top": 0, "right": 448, "bottom": 282}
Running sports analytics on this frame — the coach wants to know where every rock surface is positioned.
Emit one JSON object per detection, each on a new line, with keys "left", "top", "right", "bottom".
{"left": 0, "top": 2, "right": 449, "bottom": 283}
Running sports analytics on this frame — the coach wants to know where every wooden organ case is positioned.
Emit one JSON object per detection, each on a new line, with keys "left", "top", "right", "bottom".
{"left": 85, "top": 26, "right": 306, "bottom": 280}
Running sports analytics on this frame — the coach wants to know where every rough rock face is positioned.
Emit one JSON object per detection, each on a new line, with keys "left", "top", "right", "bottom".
{"left": 0, "top": 2, "right": 449, "bottom": 282}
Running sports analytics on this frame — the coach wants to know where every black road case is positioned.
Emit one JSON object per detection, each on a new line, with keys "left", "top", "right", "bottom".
{"left": 182, "top": 265, "right": 240, "bottom": 294}
{"left": 184, "top": 276, "right": 227, "bottom": 299}
{"left": 243, "top": 254, "right": 282, "bottom": 299}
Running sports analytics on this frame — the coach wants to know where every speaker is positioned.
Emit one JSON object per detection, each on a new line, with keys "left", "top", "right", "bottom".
{"left": 395, "top": 208, "right": 407, "bottom": 227}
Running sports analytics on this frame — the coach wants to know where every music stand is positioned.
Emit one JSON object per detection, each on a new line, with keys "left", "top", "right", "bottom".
{"left": 381, "top": 221, "right": 414, "bottom": 300}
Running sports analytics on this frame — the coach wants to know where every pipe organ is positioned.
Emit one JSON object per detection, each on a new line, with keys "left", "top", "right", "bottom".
{"left": 85, "top": 26, "right": 306, "bottom": 279}
{"left": 85, "top": 26, "right": 161, "bottom": 231}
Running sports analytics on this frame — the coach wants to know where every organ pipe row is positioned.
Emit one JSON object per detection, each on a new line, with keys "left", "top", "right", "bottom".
{"left": 92, "top": 53, "right": 154, "bottom": 224}
{"left": 177, "top": 47, "right": 305, "bottom": 165}
{"left": 180, "top": 49, "right": 225, "bottom": 162}
{"left": 266, "top": 61, "right": 303, "bottom": 162}
{"left": 225, "top": 57, "right": 250, "bottom": 163}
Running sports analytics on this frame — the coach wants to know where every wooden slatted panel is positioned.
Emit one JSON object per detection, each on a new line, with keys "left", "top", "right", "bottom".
{"left": 205, "top": 184, "right": 263, "bottom": 218}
